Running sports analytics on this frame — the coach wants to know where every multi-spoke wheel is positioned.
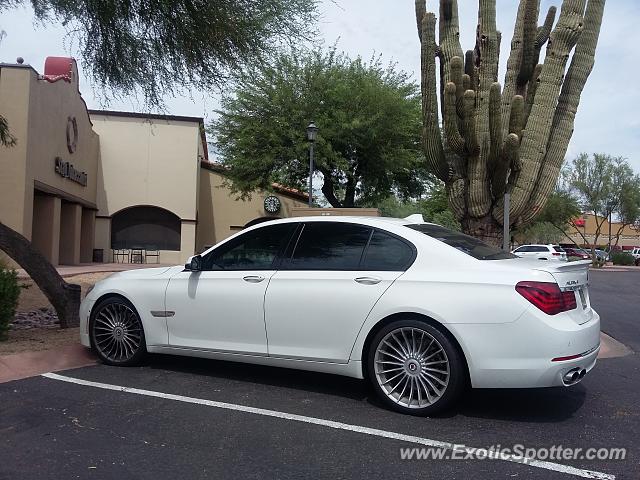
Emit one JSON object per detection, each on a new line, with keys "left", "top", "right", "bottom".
{"left": 367, "top": 320, "right": 465, "bottom": 415}
{"left": 90, "top": 297, "right": 146, "bottom": 366}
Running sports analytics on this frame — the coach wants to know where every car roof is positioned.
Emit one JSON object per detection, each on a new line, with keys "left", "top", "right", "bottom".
{"left": 515, "top": 244, "right": 557, "bottom": 247}
{"left": 255, "top": 215, "right": 438, "bottom": 228}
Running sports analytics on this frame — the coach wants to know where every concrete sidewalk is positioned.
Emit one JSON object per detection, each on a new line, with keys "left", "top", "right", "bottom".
{"left": 0, "top": 344, "right": 96, "bottom": 383}
{"left": 16, "top": 262, "right": 172, "bottom": 279}
{"left": 597, "top": 264, "right": 640, "bottom": 272}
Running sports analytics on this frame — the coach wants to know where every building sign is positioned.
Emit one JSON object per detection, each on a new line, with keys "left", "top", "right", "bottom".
{"left": 66, "top": 116, "right": 78, "bottom": 154}
{"left": 54, "top": 157, "right": 88, "bottom": 186}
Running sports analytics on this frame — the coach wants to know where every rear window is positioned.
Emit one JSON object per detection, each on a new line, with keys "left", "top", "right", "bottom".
{"left": 552, "top": 246, "right": 565, "bottom": 252}
{"left": 406, "top": 224, "right": 516, "bottom": 260}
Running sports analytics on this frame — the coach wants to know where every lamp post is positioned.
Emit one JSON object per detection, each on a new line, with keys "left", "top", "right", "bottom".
{"left": 306, "top": 122, "right": 318, "bottom": 207}
{"left": 502, "top": 192, "right": 510, "bottom": 251}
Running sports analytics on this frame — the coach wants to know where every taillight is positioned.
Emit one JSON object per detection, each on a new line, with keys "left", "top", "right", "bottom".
{"left": 515, "top": 281, "right": 577, "bottom": 315}
{"left": 552, "top": 252, "right": 561, "bottom": 256}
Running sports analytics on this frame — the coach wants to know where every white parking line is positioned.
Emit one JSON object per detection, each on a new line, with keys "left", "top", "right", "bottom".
{"left": 42, "top": 372, "right": 614, "bottom": 480}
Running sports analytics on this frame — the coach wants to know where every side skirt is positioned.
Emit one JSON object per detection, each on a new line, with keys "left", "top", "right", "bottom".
{"left": 147, "top": 345, "right": 364, "bottom": 379}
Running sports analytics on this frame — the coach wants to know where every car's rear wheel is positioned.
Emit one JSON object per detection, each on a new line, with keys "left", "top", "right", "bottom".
{"left": 89, "top": 297, "right": 146, "bottom": 366}
{"left": 367, "top": 320, "right": 465, "bottom": 415}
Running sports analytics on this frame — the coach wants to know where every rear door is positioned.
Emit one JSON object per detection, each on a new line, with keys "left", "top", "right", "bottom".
{"left": 264, "top": 222, "right": 415, "bottom": 363}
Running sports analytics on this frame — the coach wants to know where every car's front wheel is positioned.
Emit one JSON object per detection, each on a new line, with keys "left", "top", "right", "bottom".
{"left": 89, "top": 296, "right": 146, "bottom": 366}
{"left": 367, "top": 320, "right": 465, "bottom": 416}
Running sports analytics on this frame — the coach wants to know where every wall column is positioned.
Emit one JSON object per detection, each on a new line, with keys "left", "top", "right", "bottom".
{"left": 31, "top": 195, "right": 62, "bottom": 265}
{"left": 80, "top": 208, "right": 96, "bottom": 263}
{"left": 94, "top": 217, "right": 112, "bottom": 263}
{"left": 59, "top": 202, "right": 82, "bottom": 265}
{"left": 180, "top": 220, "right": 197, "bottom": 264}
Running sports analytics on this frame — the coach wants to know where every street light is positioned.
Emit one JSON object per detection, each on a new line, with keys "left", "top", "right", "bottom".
{"left": 306, "top": 122, "right": 318, "bottom": 207}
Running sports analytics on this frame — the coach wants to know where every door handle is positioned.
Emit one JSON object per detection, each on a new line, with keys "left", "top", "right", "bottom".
{"left": 243, "top": 275, "right": 265, "bottom": 283}
{"left": 354, "top": 276, "right": 382, "bottom": 285}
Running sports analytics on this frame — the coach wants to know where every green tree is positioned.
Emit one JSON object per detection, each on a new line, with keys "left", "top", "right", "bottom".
{"left": 517, "top": 222, "right": 564, "bottom": 245}
{"left": 0, "top": 0, "right": 318, "bottom": 106}
{"left": 375, "top": 181, "right": 461, "bottom": 231}
{"left": 612, "top": 173, "right": 640, "bottom": 247}
{"left": 209, "top": 48, "right": 429, "bottom": 208}
{"left": 0, "top": 0, "right": 319, "bottom": 327}
{"left": 565, "top": 153, "right": 636, "bottom": 261}
{"left": 414, "top": 0, "right": 605, "bottom": 245}
{"left": 515, "top": 188, "right": 582, "bottom": 245}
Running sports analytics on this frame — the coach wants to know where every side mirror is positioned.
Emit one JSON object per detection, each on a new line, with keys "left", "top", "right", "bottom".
{"left": 185, "top": 255, "right": 203, "bottom": 272}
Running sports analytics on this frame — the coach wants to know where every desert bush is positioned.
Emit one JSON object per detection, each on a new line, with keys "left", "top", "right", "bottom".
{"left": 611, "top": 252, "right": 635, "bottom": 266}
{"left": 0, "top": 264, "right": 20, "bottom": 341}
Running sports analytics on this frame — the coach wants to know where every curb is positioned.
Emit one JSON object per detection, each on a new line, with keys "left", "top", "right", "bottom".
{"left": 0, "top": 344, "right": 96, "bottom": 383}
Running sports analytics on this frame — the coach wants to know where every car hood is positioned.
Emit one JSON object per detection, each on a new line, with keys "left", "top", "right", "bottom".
{"left": 108, "top": 265, "right": 183, "bottom": 280}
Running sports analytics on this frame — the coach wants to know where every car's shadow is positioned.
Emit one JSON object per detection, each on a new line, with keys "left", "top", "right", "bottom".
{"left": 143, "top": 353, "right": 586, "bottom": 423}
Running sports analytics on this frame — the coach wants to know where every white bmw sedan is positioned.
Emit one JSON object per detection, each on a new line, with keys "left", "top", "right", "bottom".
{"left": 80, "top": 216, "right": 600, "bottom": 415}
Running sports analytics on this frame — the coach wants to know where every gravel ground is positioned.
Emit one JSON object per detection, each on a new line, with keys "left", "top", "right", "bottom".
{"left": 17, "top": 272, "right": 113, "bottom": 312}
{"left": 0, "top": 327, "right": 80, "bottom": 355}
{"left": 1, "top": 272, "right": 112, "bottom": 355}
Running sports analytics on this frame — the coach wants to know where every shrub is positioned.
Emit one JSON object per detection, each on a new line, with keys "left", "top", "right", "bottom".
{"left": 0, "top": 265, "right": 20, "bottom": 341}
{"left": 611, "top": 252, "right": 635, "bottom": 266}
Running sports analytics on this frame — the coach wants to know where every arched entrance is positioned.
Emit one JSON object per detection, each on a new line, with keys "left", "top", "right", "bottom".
{"left": 111, "top": 205, "right": 181, "bottom": 250}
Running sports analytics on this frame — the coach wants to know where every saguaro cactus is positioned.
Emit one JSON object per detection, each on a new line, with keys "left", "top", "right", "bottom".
{"left": 415, "top": 0, "right": 605, "bottom": 244}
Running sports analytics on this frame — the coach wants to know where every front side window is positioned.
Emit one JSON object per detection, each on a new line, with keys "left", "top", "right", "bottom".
{"left": 287, "top": 222, "right": 371, "bottom": 270}
{"left": 407, "top": 224, "right": 515, "bottom": 260}
{"left": 204, "top": 223, "right": 296, "bottom": 270}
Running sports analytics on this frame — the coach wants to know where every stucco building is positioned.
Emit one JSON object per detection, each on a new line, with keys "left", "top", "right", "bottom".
{"left": 567, "top": 214, "right": 640, "bottom": 249}
{"left": 0, "top": 57, "right": 308, "bottom": 267}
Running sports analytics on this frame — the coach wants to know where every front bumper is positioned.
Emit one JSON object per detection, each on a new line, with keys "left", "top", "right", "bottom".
{"left": 79, "top": 297, "right": 94, "bottom": 348}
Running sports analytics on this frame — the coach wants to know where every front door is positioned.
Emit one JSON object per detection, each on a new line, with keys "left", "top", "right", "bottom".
{"left": 165, "top": 222, "right": 297, "bottom": 354}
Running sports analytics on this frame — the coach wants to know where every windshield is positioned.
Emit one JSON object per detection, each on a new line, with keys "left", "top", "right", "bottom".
{"left": 406, "top": 224, "right": 516, "bottom": 260}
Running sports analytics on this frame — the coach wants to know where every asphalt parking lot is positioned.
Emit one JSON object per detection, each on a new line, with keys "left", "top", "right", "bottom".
{"left": 1, "top": 269, "right": 638, "bottom": 479}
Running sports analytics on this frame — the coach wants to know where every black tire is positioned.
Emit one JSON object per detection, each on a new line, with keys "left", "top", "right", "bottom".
{"left": 89, "top": 296, "right": 146, "bottom": 366}
{"left": 366, "top": 319, "right": 466, "bottom": 416}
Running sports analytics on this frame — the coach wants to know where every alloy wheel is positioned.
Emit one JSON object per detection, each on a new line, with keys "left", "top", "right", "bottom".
{"left": 373, "top": 327, "right": 450, "bottom": 409}
{"left": 92, "top": 302, "right": 143, "bottom": 363}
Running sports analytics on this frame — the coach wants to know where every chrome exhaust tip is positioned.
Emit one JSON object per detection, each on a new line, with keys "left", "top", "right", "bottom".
{"left": 562, "top": 367, "right": 582, "bottom": 386}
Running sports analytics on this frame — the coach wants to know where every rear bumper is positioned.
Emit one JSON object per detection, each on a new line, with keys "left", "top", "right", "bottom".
{"left": 449, "top": 307, "right": 601, "bottom": 388}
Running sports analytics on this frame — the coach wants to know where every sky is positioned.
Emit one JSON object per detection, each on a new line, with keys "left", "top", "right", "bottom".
{"left": 1, "top": 0, "right": 639, "bottom": 172}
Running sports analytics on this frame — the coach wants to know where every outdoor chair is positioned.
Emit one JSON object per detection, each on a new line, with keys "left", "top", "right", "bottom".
{"left": 145, "top": 246, "right": 160, "bottom": 264}
{"left": 112, "top": 248, "right": 130, "bottom": 263}
{"left": 130, "top": 246, "right": 145, "bottom": 264}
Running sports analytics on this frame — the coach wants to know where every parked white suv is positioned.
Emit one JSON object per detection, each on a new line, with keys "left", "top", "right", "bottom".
{"left": 511, "top": 244, "right": 568, "bottom": 262}
{"left": 631, "top": 247, "right": 640, "bottom": 265}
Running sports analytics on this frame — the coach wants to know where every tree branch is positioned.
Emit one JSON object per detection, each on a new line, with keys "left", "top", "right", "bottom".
{"left": 0, "top": 222, "right": 80, "bottom": 328}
